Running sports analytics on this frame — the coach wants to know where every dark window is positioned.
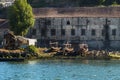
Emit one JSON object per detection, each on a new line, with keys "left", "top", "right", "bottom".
{"left": 107, "top": 20, "right": 111, "bottom": 24}
{"left": 61, "top": 29, "right": 65, "bottom": 36}
{"left": 102, "top": 29, "right": 104, "bottom": 36}
{"left": 45, "top": 20, "right": 51, "bottom": 25}
{"left": 86, "top": 19, "right": 90, "bottom": 25}
{"left": 32, "top": 29, "right": 36, "bottom": 35}
{"left": 81, "top": 29, "right": 86, "bottom": 35}
{"left": 71, "top": 29, "right": 75, "bottom": 36}
{"left": 51, "top": 29, "right": 56, "bottom": 36}
{"left": 67, "top": 21, "right": 70, "bottom": 25}
{"left": 91, "top": 29, "right": 96, "bottom": 36}
{"left": 41, "top": 29, "right": 46, "bottom": 37}
{"left": 47, "top": 20, "right": 51, "bottom": 25}
{"left": 112, "top": 29, "right": 116, "bottom": 36}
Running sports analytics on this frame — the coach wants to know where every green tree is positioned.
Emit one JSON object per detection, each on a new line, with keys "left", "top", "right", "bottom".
{"left": 8, "top": 0, "right": 35, "bottom": 36}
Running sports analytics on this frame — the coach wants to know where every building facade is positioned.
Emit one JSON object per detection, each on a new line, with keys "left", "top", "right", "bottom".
{"left": 32, "top": 7, "right": 120, "bottom": 49}
{"left": 0, "top": 19, "right": 9, "bottom": 45}
{"left": 0, "top": 0, "right": 14, "bottom": 8}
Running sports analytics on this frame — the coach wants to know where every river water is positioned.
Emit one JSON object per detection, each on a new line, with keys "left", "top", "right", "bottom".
{"left": 0, "top": 60, "right": 120, "bottom": 80}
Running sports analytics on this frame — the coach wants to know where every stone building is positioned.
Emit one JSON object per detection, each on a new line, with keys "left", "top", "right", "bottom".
{"left": 0, "top": 19, "right": 9, "bottom": 46}
{"left": 0, "top": 19, "right": 9, "bottom": 38}
{"left": 32, "top": 7, "right": 120, "bottom": 49}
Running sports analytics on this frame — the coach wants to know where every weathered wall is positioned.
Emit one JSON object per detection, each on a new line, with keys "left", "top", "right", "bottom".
{"left": 33, "top": 17, "right": 120, "bottom": 49}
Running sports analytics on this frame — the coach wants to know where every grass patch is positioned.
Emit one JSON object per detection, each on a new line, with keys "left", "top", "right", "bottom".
{"left": 37, "top": 48, "right": 55, "bottom": 59}
{"left": 109, "top": 54, "right": 120, "bottom": 58}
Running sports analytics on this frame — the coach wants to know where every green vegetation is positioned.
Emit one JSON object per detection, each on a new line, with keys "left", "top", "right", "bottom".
{"left": 8, "top": 0, "right": 35, "bottom": 36}
{"left": 28, "top": 0, "right": 120, "bottom": 8}
{"left": 37, "top": 48, "right": 54, "bottom": 59}
{"left": 26, "top": 45, "right": 38, "bottom": 54}
{"left": 0, "top": 49, "right": 25, "bottom": 59}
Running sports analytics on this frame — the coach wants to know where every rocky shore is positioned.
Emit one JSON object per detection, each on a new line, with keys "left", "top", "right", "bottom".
{"left": 0, "top": 49, "right": 38, "bottom": 61}
{"left": 37, "top": 48, "right": 120, "bottom": 60}
{"left": 0, "top": 48, "right": 120, "bottom": 61}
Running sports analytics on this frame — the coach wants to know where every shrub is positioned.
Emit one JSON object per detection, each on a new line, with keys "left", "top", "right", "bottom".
{"left": 26, "top": 45, "right": 38, "bottom": 54}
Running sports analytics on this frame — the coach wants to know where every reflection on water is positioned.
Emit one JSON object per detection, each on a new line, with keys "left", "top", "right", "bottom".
{"left": 0, "top": 60, "right": 120, "bottom": 80}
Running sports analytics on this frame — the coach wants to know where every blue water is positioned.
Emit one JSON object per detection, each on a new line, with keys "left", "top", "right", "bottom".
{"left": 0, "top": 60, "right": 120, "bottom": 80}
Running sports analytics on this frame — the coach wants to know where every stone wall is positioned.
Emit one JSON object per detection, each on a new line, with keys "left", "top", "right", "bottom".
{"left": 33, "top": 17, "right": 120, "bottom": 49}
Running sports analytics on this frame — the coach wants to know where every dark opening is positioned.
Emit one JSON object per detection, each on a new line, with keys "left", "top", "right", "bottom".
{"left": 51, "top": 29, "right": 56, "bottom": 36}
{"left": 104, "top": 19, "right": 110, "bottom": 49}
{"left": 32, "top": 29, "right": 36, "bottom": 35}
{"left": 102, "top": 29, "right": 104, "bottom": 36}
{"left": 61, "top": 29, "right": 65, "bottom": 36}
{"left": 81, "top": 29, "right": 86, "bottom": 35}
{"left": 67, "top": 21, "right": 70, "bottom": 25}
{"left": 45, "top": 20, "right": 51, "bottom": 25}
{"left": 71, "top": 29, "right": 75, "bottom": 36}
{"left": 86, "top": 19, "right": 90, "bottom": 25}
{"left": 112, "top": 29, "right": 116, "bottom": 36}
{"left": 104, "top": 25, "right": 109, "bottom": 41}
{"left": 91, "top": 29, "right": 96, "bottom": 36}
{"left": 41, "top": 29, "right": 46, "bottom": 37}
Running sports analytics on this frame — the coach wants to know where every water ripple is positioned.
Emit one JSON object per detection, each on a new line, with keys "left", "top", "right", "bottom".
{"left": 0, "top": 60, "right": 119, "bottom": 80}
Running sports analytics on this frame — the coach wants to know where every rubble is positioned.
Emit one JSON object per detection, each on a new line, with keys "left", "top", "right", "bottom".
{"left": 3, "top": 31, "right": 28, "bottom": 50}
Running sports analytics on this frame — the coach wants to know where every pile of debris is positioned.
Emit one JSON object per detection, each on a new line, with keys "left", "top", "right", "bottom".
{"left": 44, "top": 42, "right": 61, "bottom": 53}
{"left": 44, "top": 42, "right": 83, "bottom": 56}
{"left": 78, "top": 44, "right": 89, "bottom": 56}
{"left": 3, "top": 31, "right": 28, "bottom": 50}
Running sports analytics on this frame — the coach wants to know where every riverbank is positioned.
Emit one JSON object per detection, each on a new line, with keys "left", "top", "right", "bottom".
{"left": 0, "top": 48, "right": 37, "bottom": 61}
{"left": 36, "top": 48, "right": 117, "bottom": 60}
{"left": 0, "top": 48, "right": 120, "bottom": 61}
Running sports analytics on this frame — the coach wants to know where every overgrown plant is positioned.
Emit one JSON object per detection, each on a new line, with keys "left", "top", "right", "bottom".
{"left": 26, "top": 45, "right": 38, "bottom": 54}
{"left": 8, "top": 0, "right": 35, "bottom": 36}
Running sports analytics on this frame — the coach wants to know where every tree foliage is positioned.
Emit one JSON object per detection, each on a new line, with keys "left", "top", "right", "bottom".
{"left": 8, "top": 0, "right": 35, "bottom": 36}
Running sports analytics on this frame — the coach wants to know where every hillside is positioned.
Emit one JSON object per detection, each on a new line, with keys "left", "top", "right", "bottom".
{"left": 28, "top": 0, "right": 120, "bottom": 8}
{"left": 33, "top": 7, "right": 120, "bottom": 18}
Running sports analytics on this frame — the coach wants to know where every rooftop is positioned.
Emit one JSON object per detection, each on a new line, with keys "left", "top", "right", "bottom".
{"left": 33, "top": 7, "right": 120, "bottom": 18}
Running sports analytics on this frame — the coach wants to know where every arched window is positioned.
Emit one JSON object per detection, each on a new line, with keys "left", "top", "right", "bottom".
{"left": 67, "top": 21, "right": 70, "bottom": 25}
